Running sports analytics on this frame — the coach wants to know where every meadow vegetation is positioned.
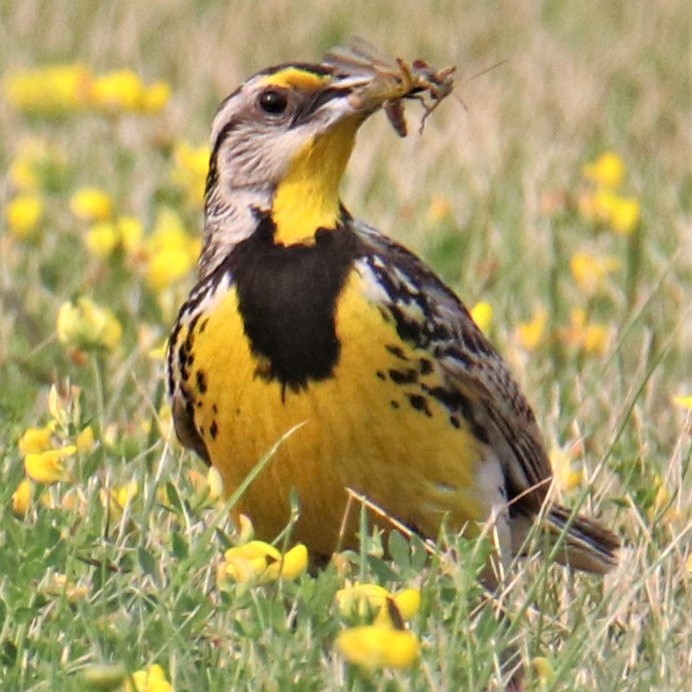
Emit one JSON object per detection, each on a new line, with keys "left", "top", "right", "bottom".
{"left": 0, "top": 1, "right": 689, "bottom": 689}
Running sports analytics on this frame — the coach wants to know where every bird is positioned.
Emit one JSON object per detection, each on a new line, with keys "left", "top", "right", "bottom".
{"left": 166, "top": 43, "right": 619, "bottom": 583}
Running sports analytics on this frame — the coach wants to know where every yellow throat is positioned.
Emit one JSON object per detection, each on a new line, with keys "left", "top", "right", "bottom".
{"left": 271, "top": 117, "right": 359, "bottom": 244}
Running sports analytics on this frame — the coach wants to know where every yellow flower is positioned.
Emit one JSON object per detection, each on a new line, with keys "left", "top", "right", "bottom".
{"left": 337, "top": 582, "right": 389, "bottom": 618}
{"left": 569, "top": 253, "right": 620, "bottom": 297}
{"left": 126, "top": 663, "right": 173, "bottom": 692}
{"left": 559, "top": 308, "right": 610, "bottom": 357}
{"left": 24, "top": 446, "right": 75, "bottom": 484}
{"left": 5, "top": 194, "right": 43, "bottom": 239}
{"left": 233, "top": 513, "right": 255, "bottom": 544}
{"left": 170, "top": 141, "right": 209, "bottom": 205}
{"left": 4, "top": 64, "right": 93, "bottom": 114}
{"left": 582, "top": 152, "right": 625, "bottom": 190}
{"left": 426, "top": 194, "right": 453, "bottom": 223}
{"left": 218, "top": 541, "right": 308, "bottom": 584}
{"left": 336, "top": 625, "right": 420, "bottom": 670}
{"left": 648, "top": 474, "right": 684, "bottom": 523}
{"left": 40, "top": 573, "right": 90, "bottom": 603}
{"left": 8, "top": 138, "right": 68, "bottom": 193}
{"left": 550, "top": 445, "right": 584, "bottom": 492}
{"left": 76, "top": 425, "right": 96, "bottom": 453}
{"left": 85, "top": 216, "right": 143, "bottom": 259}
{"left": 515, "top": 307, "right": 548, "bottom": 351}
{"left": 142, "top": 81, "right": 171, "bottom": 114}
{"left": 582, "top": 189, "right": 640, "bottom": 236}
{"left": 11, "top": 479, "right": 33, "bottom": 517}
{"left": 92, "top": 69, "right": 145, "bottom": 112}
{"left": 18, "top": 426, "right": 54, "bottom": 456}
{"left": 112, "top": 481, "right": 138, "bottom": 510}
{"left": 672, "top": 395, "right": 692, "bottom": 410}
{"left": 336, "top": 582, "right": 421, "bottom": 626}
{"left": 609, "top": 196, "right": 640, "bottom": 236}
{"left": 70, "top": 187, "right": 113, "bottom": 222}
{"left": 101, "top": 480, "right": 139, "bottom": 519}
{"left": 143, "top": 208, "right": 200, "bottom": 292}
{"left": 56, "top": 296, "right": 122, "bottom": 352}
{"left": 470, "top": 301, "right": 493, "bottom": 336}
{"left": 207, "top": 466, "right": 224, "bottom": 501}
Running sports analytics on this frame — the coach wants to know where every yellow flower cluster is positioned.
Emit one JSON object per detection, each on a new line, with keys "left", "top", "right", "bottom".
{"left": 569, "top": 252, "right": 620, "bottom": 298}
{"left": 515, "top": 307, "right": 548, "bottom": 352}
{"left": 579, "top": 152, "right": 640, "bottom": 236}
{"left": 72, "top": 195, "right": 200, "bottom": 296}
{"left": 9, "top": 138, "right": 68, "bottom": 192}
{"left": 142, "top": 208, "right": 202, "bottom": 293}
{"left": 57, "top": 296, "right": 123, "bottom": 353}
{"left": 217, "top": 539, "right": 308, "bottom": 585}
{"left": 5, "top": 138, "right": 68, "bottom": 240}
{"left": 558, "top": 307, "right": 611, "bottom": 357}
{"left": 170, "top": 141, "right": 209, "bottom": 206}
{"left": 4, "top": 64, "right": 170, "bottom": 116}
{"left": 11, "top": 385, "right": 96, "bottom": 516}
{"left": 335, "top": 581, "right": 421, "bottom": 670}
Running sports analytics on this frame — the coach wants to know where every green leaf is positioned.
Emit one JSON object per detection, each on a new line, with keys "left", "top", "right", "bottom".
{"left": 137, "top": 547, "right": 157, "bottom": 576}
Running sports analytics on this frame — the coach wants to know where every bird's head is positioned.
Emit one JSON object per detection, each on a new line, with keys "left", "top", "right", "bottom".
{"left": 200, "top": 47, "right": 454, "bottom": 275}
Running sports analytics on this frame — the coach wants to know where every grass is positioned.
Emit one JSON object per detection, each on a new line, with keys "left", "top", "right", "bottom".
{"left": 1, "top": 0, "right": 690, "bottom": 689}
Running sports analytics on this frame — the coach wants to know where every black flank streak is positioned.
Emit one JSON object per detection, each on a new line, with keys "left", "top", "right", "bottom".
{"left": 388, "top": 368, "right": 418, "bottom": 385}
{"left": 385, "top": 344, "right": 408, "bottom": 360}
{"left": 407, "top": 394, "right": 432, "bottom": 417}
{"left": 196, "top": 370, "right": 207, "bottom": 394}
{"left": 418, "top": 358, "right": 433, "bottom": 375}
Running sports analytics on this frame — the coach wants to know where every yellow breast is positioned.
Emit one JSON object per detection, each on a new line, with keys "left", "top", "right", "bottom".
{"left": 183, "top": 268, "right": 490, "bottom": 555}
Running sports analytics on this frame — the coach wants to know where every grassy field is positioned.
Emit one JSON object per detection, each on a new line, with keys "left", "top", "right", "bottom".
{"left": 1, "top": 1, "right": 690, "bottom": 689}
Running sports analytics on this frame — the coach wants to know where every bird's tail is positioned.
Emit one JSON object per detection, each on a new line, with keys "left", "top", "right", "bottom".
{"left": 513, "top": 503, "right": 620, "bottom": 574}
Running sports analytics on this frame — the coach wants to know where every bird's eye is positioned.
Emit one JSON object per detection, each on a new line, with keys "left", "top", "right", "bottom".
{"left": 258, "top": 89, "right": 288, "bottom": 115}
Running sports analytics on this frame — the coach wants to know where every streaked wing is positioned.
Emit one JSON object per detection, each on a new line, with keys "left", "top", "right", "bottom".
{"left": 352, "top": 218, "right": 552, "bottom": 509}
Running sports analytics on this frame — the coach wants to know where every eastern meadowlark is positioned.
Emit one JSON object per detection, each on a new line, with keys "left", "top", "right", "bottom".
{"left": 167, "top": 43, "right": 619, "bottom": 581}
